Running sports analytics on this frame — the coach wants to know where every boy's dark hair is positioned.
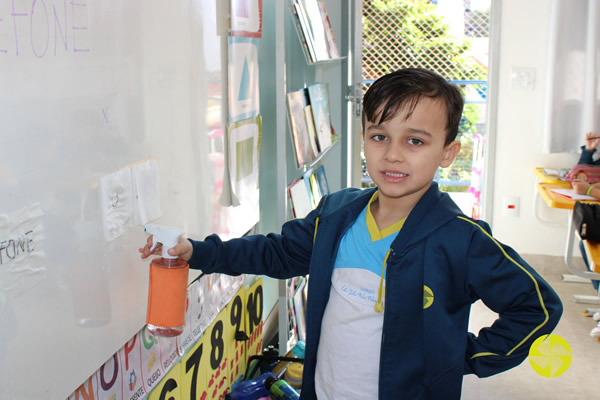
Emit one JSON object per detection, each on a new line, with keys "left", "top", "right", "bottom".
{"left": 362, "top": 68, "right": 464, "bottom": 145}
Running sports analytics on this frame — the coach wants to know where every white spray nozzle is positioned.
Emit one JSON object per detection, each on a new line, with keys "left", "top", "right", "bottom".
{"left": 144, "top": 224, "right": 184, "bottom": 259}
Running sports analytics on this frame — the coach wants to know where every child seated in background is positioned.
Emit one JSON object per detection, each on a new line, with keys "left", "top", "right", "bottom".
{"left": 578, "top": 131, "right": 600, "bottom": 165}
{"left": 571, "top": 179, "right": 600, "bottom": 292}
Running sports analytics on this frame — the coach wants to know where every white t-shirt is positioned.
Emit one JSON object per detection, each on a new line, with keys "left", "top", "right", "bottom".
{"left": 315, "top": 194, "right": 404, "bottom": 399}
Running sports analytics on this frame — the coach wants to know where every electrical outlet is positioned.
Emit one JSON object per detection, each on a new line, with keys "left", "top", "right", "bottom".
{"left": 502, "top": 195, "right": 520, "bottom": 217}
{"left": 511, "top": 67, "right": 536, "bottom": 91}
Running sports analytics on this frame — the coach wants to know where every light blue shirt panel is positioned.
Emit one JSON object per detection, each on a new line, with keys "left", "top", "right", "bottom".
{"left": 333, "top": 206, "right": 397, "bottom": 278}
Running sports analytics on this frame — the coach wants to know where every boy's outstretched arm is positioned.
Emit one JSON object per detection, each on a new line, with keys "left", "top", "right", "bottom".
{"left": 462, "top": 221, "right": 563, "bottom": 377}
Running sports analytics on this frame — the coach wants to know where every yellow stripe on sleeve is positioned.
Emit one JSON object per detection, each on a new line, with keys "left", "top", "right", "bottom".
{"left": 457, "top": 216, "right": 550, "bottom": 357}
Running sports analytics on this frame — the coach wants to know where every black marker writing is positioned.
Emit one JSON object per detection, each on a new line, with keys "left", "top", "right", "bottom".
{"left": 0, "top": 230, "right": 34, "bottom": 264}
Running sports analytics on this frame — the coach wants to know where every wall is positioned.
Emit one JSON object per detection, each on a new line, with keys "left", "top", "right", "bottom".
{"left": 489, "top": 0, "right": 580, "bottom": 256}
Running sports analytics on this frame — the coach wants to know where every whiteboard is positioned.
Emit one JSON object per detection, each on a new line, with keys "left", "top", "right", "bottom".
{"left": 0, "top": 1, "right": 232, "bottom": 398}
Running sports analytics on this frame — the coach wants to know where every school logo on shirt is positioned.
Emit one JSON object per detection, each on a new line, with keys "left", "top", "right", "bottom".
{"left": 423, "top": 285, "right": 434, "bottom": 309}
{"left": 528, "top": 334, "right": 572, "bottom": 377}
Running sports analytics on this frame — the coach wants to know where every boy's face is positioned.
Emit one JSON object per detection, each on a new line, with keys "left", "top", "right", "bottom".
{"left": 362, "top": 97, "right": 461, "bottom": 208}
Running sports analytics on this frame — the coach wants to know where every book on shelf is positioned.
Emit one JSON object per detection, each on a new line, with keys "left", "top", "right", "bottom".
{"left": 303, "top": 104, "right": 321, "bottom": 156}
{"left": 291, "top": 276, "right": 308, "bottom": 343}
{"left": 289, "top": 0, "right": 340, "bottom": 63}
{"left": 290, "top": 1, "right": 316, "bottom": 63}
{"left": 307, "top": 82, "right": 334, "bottom": 151}
{"left": 314, "top": 164, "right": 330, "bottom": 196}
{"left": 303, "top": 168, "right": 322, "bottom": 208}
{"left": 286, "top": 88, "right": 317, "bottom": 168}
{"left": 317, "top": 1, "right": 340, "bottom": 58}
{"left": 287, "top": 277, "right": 299, "bottom": 347}
{"left": 300, "top": 0, "right": 330, "bottom": 61}
{"left": 288, "top": 177, "right": 314, "bottom": 218}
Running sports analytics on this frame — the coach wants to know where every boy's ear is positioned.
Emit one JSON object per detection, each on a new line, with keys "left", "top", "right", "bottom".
{"left": 440, "top": 140, "right": 461, "bottom": 168}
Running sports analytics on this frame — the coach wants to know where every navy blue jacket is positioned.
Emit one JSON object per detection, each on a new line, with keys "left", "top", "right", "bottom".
{"left": 188, "top": 183, "right": 562, "bottom": 399}
{"left": 578, "top": 145, "right": 600, "bottom": 165}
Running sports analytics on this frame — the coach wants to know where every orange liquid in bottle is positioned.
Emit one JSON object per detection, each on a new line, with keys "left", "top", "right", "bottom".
{"left": 146, "top": 257, "right": 189, "bottom": 337}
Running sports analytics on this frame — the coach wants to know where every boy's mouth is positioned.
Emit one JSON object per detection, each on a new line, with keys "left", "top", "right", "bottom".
{"left": 383, "top": 170, "right": 408, "bottom": 178}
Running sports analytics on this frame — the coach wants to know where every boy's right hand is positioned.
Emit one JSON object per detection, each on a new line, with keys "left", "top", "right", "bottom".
{"left": 139, "top": 235, "right": 194, "bottom": 261}
{"left": 584, "top": 131, "right": 600, "bottom": 151}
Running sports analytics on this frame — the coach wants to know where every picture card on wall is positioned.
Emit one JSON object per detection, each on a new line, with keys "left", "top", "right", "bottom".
{"left": 0, "top": 202, "right": 46, "bottom": 304}
{"left": 99, "top": 167, "right": 134, "bottom": 242}
{"left": 228, "top": 37, "right": 259, "bottom": 122}
{"left": 230, "top": 0, "right": 263, "bottom": 37}
{"left": 226, "top": 116, "right": 262, "bottom": 205}
{"left": 132, "top": 159, "right": 161, "bottom": 226}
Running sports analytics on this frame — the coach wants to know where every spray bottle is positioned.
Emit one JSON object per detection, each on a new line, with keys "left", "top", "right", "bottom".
{"left": 144, "top": 224, "right": 189, "bottom": 337}
{"left": 264, "top": 376, "right": 300, "bottom": 400}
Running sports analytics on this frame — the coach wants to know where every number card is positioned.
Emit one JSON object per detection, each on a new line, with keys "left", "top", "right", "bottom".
{"left": 205, "top": 308, "right": 230, "bottom": 400}
{"left": 181, "top": 336, "right": 208, "bottom": 400}
{"left": 245, "top": 278, "right": 264, "bottom": 359}
{"left": 227, "top": 287, "right": 247, "bottom": 389}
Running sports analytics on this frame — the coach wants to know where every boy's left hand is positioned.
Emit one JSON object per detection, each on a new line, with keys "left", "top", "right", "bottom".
{"left": 571, "top": 180, "right": 590, "bottom": 195}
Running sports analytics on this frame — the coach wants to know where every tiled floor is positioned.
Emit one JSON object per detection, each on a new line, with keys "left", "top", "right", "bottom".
{"left": 461, "top": 254, "right": 600, "bottom": 400}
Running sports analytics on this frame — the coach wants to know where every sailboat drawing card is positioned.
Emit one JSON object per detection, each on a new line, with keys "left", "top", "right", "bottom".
{"left": 228, "top": 37, "right": 260, "bottom": 122}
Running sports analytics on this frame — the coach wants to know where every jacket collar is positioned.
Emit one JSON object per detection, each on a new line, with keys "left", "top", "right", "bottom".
{"left": 318, "top": 183, "right": 462, "bottom": 251}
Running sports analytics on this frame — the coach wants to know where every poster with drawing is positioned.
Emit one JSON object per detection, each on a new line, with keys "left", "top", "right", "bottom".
{"left": 230, "top": 0, "right": 262, "bottom": 38}
{"left": 228, "top": 37, "right": 259, "bottom": 122}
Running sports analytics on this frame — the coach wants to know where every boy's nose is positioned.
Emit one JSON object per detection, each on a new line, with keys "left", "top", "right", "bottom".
{"left": 385, "top": 144, "right": 405, "bottom": 162}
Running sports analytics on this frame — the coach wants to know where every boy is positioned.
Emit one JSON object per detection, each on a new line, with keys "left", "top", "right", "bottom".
{"left": 140, "top": 68, "right": 562, "bottom": 399}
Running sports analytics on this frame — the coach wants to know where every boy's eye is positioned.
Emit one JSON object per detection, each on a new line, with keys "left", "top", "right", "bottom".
{"left": 408, "top": 138, "right": 424, "bottom": 145}
{"left": 372, "top": 134, "right": 387, "bottom": 142}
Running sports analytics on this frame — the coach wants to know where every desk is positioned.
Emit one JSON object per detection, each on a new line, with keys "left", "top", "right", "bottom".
{"left": 535, "top": 182, "right": 600, "bottom": 304}
{"left": 583, "top": 240, "right": 600, "bottom": 273}
{"left": 533, "top": 167, "right": 570, "bottom": 184}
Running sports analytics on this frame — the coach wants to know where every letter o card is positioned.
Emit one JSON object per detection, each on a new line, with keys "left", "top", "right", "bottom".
{"left": 97, "top": 354, "right": 122, "bottom": 399}
{"left": 148, "top": 363, "right": 181, "bottom": 400}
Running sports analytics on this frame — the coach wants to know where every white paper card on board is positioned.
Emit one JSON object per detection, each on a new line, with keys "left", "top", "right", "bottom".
{"left": 178, "top": 281, "right": 197, "bottom": 355}
{"left": 132, "top": 160, "right": 161, "bottom": 226}
{"left": 230, "top": 0, "right": 262, "bottom": 37}
{"left": 139, "top": 327, "right": 162, "bottom": 393}
{"left": 227, "top": 116, "right": 261, "bottom": 213}
{"left": 118, "top": 334, "right": 147, "bottom": 400}
{"left": 99, "top": 168, "right": 134, "bottom": 242}
{"left": 158, "top": 335, "right": 180, "bottom": 374}
{"left": 228, "top": 37, "right": 259, "bottom": 122}
{"left": 0, "top": 202, "right": 46, "bottom": 305}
